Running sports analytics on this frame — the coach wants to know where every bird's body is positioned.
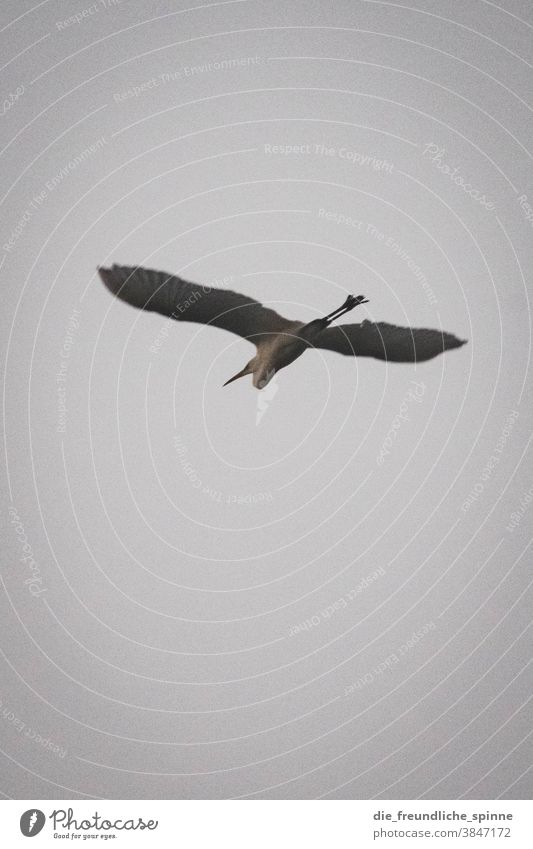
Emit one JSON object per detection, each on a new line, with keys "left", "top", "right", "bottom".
{"left": 98, "top": 264, "right": 466, "bottom": 388}
{"left": 245, "top": 332, "right": 309, "bottom": 389}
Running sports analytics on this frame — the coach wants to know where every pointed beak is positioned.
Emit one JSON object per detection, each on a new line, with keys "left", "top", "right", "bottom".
{"left": 223, "top": 366, "right": 251, "bottom": 386}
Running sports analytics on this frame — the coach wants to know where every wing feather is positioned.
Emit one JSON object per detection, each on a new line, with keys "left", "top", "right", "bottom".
{"left": 314, "top": 320, "right": 467, "bottom": 362}
{"left": 98, "top": 264, "right": 292, "bottom": 341}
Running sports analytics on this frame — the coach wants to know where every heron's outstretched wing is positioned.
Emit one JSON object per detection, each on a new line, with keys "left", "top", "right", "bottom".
{"left": 313, "top": 320, "right": 467, "bottom": 362}
{"left": 98, "top": 264, "right": 293, "bottom": 341}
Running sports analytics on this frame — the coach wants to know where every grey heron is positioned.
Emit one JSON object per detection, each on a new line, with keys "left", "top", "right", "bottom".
{"left": 98, "top": 264, "right": 466, "bottom": 389}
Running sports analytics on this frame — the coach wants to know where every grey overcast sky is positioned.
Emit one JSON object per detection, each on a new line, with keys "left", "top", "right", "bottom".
{"left": 1, "top": 0, "right": 532, "bottom": 799}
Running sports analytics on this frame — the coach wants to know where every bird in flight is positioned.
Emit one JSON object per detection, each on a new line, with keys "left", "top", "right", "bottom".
{"left": 98, "top": 264, "right": 466, "bottom": 389}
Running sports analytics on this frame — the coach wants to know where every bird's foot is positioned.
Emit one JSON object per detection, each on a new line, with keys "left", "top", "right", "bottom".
{"left": 344, "top": 294, "right": 369, "bottom": 310}
{"left": 324, "top": 294, "right": 369, "bottom": 325}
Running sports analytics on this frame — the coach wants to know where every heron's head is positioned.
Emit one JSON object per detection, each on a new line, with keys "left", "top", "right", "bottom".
{"left": 252, "top": 366, "right": 276, "bottom": 390}
{"left": 223, "top": 357, "right": 276, "bottom": 390}
{"left": 223, "top": 356, "right": 258, "bottom": 388}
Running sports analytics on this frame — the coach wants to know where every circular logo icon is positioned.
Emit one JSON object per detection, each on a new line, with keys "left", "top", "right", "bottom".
{"left": 20, "top": 809, "right": 46, "bottom": 837}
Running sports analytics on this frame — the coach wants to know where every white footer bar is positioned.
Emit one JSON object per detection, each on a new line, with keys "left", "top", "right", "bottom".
{"left": 1, "top": 799, "right": 530, "bottom": 847}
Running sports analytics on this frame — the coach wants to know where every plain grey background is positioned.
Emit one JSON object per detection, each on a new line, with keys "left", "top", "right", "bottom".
{"left": 1, "top": 0, "right": 531, "bottom": 799}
